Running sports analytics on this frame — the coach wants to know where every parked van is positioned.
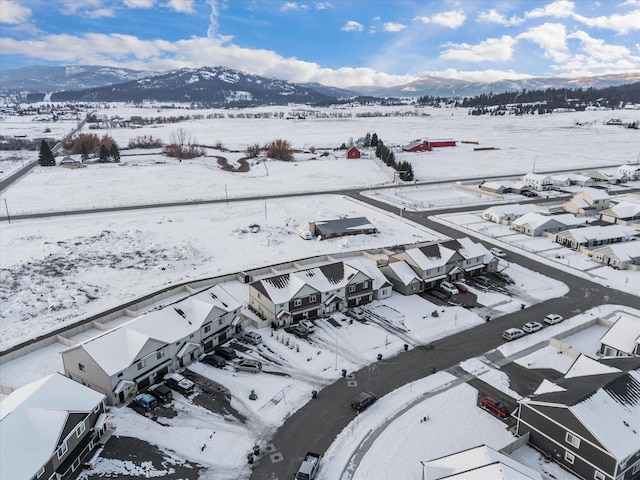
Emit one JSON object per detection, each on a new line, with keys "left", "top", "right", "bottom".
{"left": 502, "top": 328, "right": 525, "bottom": 341}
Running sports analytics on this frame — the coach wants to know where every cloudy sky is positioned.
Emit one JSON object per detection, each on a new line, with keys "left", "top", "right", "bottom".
{"left": 1, "top": 0, "right": 639, "bottom": 87}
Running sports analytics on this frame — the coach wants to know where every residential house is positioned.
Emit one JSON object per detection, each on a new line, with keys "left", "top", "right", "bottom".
{"left": 552, "top": 225, "right": 636, "bottom": 250}
{"left": 599, "top": 314, "right": 640, "bottom": 357}
{"left": 511, "top": 213, "right": 584, "bottom": 237}
{"left": 0, "top": 373, "right": 107, "bottom": 480}
{"left": 479, "top": 180, "right": 528, "bottom": 195}
{"left": 346, "top": 146, "right": 361, "bottom": 159}
{"left": 62, "top": 284, "right": 242, "bottom": 405}
{"left": 249, "top": 261, "right": 374, "bottom": 326}
{"left": 482, "top": 204, "right": 537, "bottom": 224}
{"left": 344, "top": 257, "right": 393, "bottom": 301}
{"left": 515, "top": 355, "right": 640, "bottom": 480}
{"left": 523, "top": 173, "right": 553, "bottom": 191}
{"left": 378, "top": 260, "right": 423, "bottom": 295}
{"left": 421, "top": 445, "right": 542, "bottom": 480}
{"left": 550, "top": 174, "right": 574, "bottom": 188}
{"left": 570, "top": 174, "right": 595, "bottom": 187}
{"left": 563, "top": 188, "right": 610, "bottom": 216}
{"left": 583, "top": 170, "right": 611, "bottom": 187}
{"left": 309, "top": 217, "right": 377, "bottom": 240}
{"left": 600, "top": 201, "right": 640, "bottom": 224}
{"left": 619, "top": 164, "right": 640, "bottom": 181}
{"left": 587, "top": 242, "right": 640, "bottom": 270}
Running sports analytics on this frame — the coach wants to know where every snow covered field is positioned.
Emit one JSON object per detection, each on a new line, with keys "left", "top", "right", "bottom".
{"left": 2, "top": 105, "right": 639, "bottom": 479}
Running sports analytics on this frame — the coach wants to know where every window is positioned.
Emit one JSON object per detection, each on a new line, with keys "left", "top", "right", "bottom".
{"left": 78, "top": 363, "right": 85, "bottom": 372}
{"left": 566, "top": 432, "right": 581, "bottom": 448}
{"left": 348, "top": 285, "right": 356, "bottom": 293}
{"left": 156, "top": 349, "right": 166, "bottom": 360}
{"left": 565, "top": 451, "right": 575, "bottom": 464}
{"left": 75, "top": 421, "right": 86, "bottom": 438}
{"left": 633, "top": 463, "right": 640, "bottom": 475}
{"left": 204, "top": 324, "right": 211, "bottom": 334}
{"left": 294, "top": 299, "right": 302, "bottom": 307}
{"left": 594, "top": 471, "right": 605, "bottom": 480}
{"left": 36, "top": 466, "right": 45, "bottom": 478}
{"left": 363, "top": 281, "right": 369, "bottom": 288}
{"left": 309, "top": 295, "right": 317, "bottom": 303}
{"left": 137, "top": 360, "right": 146, "bottom": 370}
{"left": 57, "top": 442, "right": 68, "bottom": 459}
{"left": 117, "top": 372, "right": 123, "bottom": 378}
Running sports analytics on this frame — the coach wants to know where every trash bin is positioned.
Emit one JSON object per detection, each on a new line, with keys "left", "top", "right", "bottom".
{"left": 377, "top": 353, "right": 383, "bottom": 361}
{"left": 404, "top": 344, "right": 409, "bottom": 351}
{"left": 312, "top": 390, "right": 318, "bottom": 399}
{"left": 341, "top": 369, "right": 347, "bottom": 377}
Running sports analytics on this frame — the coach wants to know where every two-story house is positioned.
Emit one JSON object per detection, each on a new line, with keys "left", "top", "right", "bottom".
{"left": 523, "top": 173, "right": 553, "bottom": 191}
{"left": 563, "top": 188, "right": 611, "bottom": 216}
{"left": 249, "top": 261, "right": 374, "bottom": 326}
{"left": 515, "top": 355, "right": 640, "bottom": 480}
{"left": 62, "top": 284, "right": 242, "bottom": 405}
{"left": 0, "top": 373, "right": 107, "bottom": 480}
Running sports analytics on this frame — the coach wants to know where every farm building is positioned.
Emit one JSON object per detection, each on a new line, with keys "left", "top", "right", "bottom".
{"left": 402, "top": 140, "right": 432, "bottom": 152}
{"left": 346, "top": 146, "right": 361, "bottom": 159}
{"left": 428, "top": 139, "right": 456, "bottom": 147}
{"left": 309, "top": 217, "right": 377, "bottom": 240}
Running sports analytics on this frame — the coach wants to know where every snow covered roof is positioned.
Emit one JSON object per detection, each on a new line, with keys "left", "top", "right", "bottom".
{"left": 65, "top": 284, "right": 241, "bottom": 376}
{"left": 556, "top": 225, "right": 636, "bottom": 244}
{"left": 589, "top": 242, "right": 640, "bottom": 261}
{"left": 602, "top": 201, "right": 640, "bottom": 218}
{"left": 452, "top": 237, "right": 486, "bottom": 260}
{"left": 253, "top": 262, "right": 369, "bottom": 304}
{"left": 565, "top": 354, "right": 622, "bottom": 378}
{"left": 344, "top": 257, "right": 391, "bottom": 290}
{"left": 523, "top": 173, "right": 551, "bottom": 182}
{"left": 574, "top": 187, "right": 610, "bottom": 201}
{"left": 404, "top": 245, "right": 450, "bottom": 270}
{"left": 599, "top": 314, "right": 640, "bottom": 355}
{"left": 532, "top": 379, "right": 567, "bottom": 396}
{"left": 512, "top": 212, "right": 579, "bottom": 230}
{"left": 619, "top": 164, "right": 640, "bottom": 173}
{"left": 312, "top": 217, "right": 376, "bottom": 236}
{"left": 384, "top": 260, "right": 421, "bottom": 286}
{"left": 0, "top": 373, "right": 105, "bottom": 480}
{"left": 422, "top": 445, "right": 541, "bottom": 479}
{"left": 483, "top": 204, "right": 537, "bottom": 219}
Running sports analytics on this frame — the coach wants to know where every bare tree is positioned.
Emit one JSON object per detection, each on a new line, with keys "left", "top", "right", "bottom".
{"left": 266, "top": 139, "right": 294, "bottom": 161}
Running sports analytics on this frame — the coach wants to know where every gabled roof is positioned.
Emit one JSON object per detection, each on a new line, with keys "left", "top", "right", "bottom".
{"left": 601, "top": 201, "right": 640, "bottom": 219}
{"left": 523, "top": 173, "right": 552, "bottom": 182}
{"left": 589, "top": 242, "right": 640, "bottom": 261}
{"left": 344, "top": 257, "right": 392, "bottom": 291}
{"left": 512, "top": 212, "right": 580, "bottom": 230}
{"left": 574, "top": 187, "right": 610, "bottom": 201}
{"left": 483, "top": 204, "right": 537, "bottom": 219}
{"left": 382, "top": 260, "right": 422, "bottom": 286}
{"left": 555, "top": 225, "right": 636, "bottom": 244}
{"left": 600, "top": 314, "right": 640, "bottom": 355}
{"left": 521, "top": 356, "right": 640, "bottom": 461}
{"left": 0, "top": 373, "right": 105, "bottom": 480}
{"left": 422, "top": 445, "right": 541, "bottom": 479}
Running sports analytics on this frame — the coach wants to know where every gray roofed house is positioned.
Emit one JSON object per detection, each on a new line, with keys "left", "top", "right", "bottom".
{"left": 587, "top": 242, "right": 640, "bottom": 270}
{"left": 599, "top": 313, "right": 640, "bottom": 357}
{"left": 515, "top": 355, "right": 640, "bottom": 480}
{"left": 308, "top": 217, "right": 377, "bottom": 240}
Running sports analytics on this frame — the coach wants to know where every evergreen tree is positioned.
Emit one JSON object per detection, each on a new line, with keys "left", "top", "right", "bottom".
{"left": 99, "top": 144, "right": 110, "bottom": 163}
{"left": 38, "top": 140, "right": 55, "bottom": 166}
{"left": 80, "top": 144, "right": 89, "bottom": 162}
{"left": 370, "top": 133, "right": 378, "bottom": 147}
{"left": 109, "top": 144, "right": 120, "bottom": 163}
{"left": 363, "top": 132, "right": 371, "bottom": 148}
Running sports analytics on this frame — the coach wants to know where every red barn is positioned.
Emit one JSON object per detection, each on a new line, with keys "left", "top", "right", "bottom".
{"left": 346, "top": 146, "right": 361, "bottom": 159}
{"left": 402, "top": 140, "right": 432, "bottom": 152}
{"left": 428, "top": 139, "right": 456, "bottom": 148}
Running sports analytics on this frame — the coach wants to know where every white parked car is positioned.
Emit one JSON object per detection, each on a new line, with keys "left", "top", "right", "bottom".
{"left": 522, "top": 321, "right": 543, "bottom": 333}
{"left": 299, "top": 320, "right": 316, "bottom": 333}
{"left": 440, "top": 281, "right": 459, "bottom": 295}
{"left": 502, "top": 328, "right": 525, "bottom": 341}
{"left": 544, "top": 314, "right": 564, "bottom": 325}
{"left": 348, "top": 307, "right": 366, "bottom": 321}
{"left": 490, "top": 247, "right": 507, "bottom": 258}
{"left": 241, "top": 331, "right": 262, "bottom": 345}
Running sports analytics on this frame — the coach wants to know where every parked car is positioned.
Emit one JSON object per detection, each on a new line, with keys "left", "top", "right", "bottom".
{"left": 164, "top": 372, "right": 195, "bottom": 395}
{"left": 348, "top": 307, "right": 366, "bottom": 321}
{"left": 502, "top": 328, "right": 525, "bottom": 341}
{"left": 544, "top": 313, "right": 564, "bottom": 325}
{"left": 480, "top": 396, "right": 510, "bottom": 418}
{"left": 241, "top": 331, "right": 263, "bottom": 345}
{"left": 351, "top": 391, "right": 377, "bottom": 412}
{"left": 235, "top": 359, "right": 263, "bottom": 373}
{"left": 202, "top": 354, "right": 226, "bottom": 368}
{"left": 214, "top": 345, "right": 237, "bottom": 360}
{"left": 149, "top": 384, "right": 173, "bottom": 403}
{"left": 440, "top": 281, "right": 459, "bottom": 295}
{"left": 298, "top": 320, "right": 316, "bottom": 333}
{"left": 133, "top": 393, "right": 157, "bottom": 410}
{"left": 474, "top": 276, "right": 491, "bottom": 287}
{"left": 286, "top": 325, "right": 309, "bottom": 338}
{"left": 522, "top": 190, "right": 537, "bottom": 197}
{"left": 490, "top": 247, "right": 507, "bottom": 258}
{"left": 454, "top": 282, "right": 468, "bottom": 293}
{"left": 522, "top": 321, "right": 543, "bottom": 334}
{"left": 495, "top": 272, "right": 514, "bottom": 284}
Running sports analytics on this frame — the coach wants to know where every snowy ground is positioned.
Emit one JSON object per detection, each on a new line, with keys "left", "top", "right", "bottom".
{"left": 2, "top": 106, "right": 639, "bottom": 479}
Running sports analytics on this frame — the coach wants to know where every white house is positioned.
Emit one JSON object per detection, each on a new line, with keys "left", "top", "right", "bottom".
{"left": 523, "top": 173, "right": 553, "bottom": 191}
{"left": 563, "top": 187, "right": 611, "bottom": 215}
{"left": 599, "top": 314, "right": 640, "bottom": 357}
{"left": 587, "top": 242, "right": 640, "bottom": 270}
{"left": 600, "top": 201, "right": 640, "bottom": 224}
{"left": 511, "top": 212, "right": 585, "bottom": 236}
{"left": 553, "top": 225, "right": 636, "bottom": 250}
{"left": 618, "top": 164, "right": 640, "bottom": 181}
{"left": 482, "top": 204, "right": 537, "bottom": 224}
{"left": 62, "top": 284, "right": 242, "bottom": 405}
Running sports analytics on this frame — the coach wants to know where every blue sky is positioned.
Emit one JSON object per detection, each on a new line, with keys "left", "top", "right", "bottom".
{"left": 1, "top": 0, "right": 639, "bottom": 87}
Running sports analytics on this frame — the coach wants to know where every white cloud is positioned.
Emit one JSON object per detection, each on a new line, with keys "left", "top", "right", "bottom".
{"left": 424, "top": 68, "right": 534, "bottom": 83}
{"left": 525, "top": 0, "right": 575, "bottom": 19}
{"left": 440, "top": 35, "right": 516, "bottom": 62}
{"left": 414, "top": 9, "right": 466, "bottom": 29}
{"left": 280, "top": 2, "right": 309, "bottom": 11}
{"left": 315, "top": 2, "right": 332, "bottom": 9}
{"left": 87, "top": 8, "right": 116, "bottom": 18}
{"left": 341, "top": 20, "right": 363, "bottom": 32}
{"left": 0, "top": 0, "right": 31, "bottom": 24}
{"left": 165, "top": 0, "right": 195, "bottom": 13}
{"left": 124, "top": 0, "right": 155, "bottom": 7}
{"left": 477, "top": 9, "right": 523, "bottom": 26}
{"left": 573, "top": 10, "right": 640, "bottom": 34}
{"left": 383, "top": 22, "right": 406, "bottom": 32}
{"left": 517, "top": 23, "right": 570, "bottom": 62}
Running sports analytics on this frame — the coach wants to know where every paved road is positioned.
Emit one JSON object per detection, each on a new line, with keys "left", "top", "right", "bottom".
{"left": 249, "top": 193, "right": 637, "bottom": 480}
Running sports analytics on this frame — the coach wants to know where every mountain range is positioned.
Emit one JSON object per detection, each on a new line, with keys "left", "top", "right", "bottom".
{"left": 1, "top": 64, "right": 638, "bottom": 106}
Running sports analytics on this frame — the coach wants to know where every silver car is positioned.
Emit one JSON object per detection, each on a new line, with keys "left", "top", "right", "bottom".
{"left": 235, "top": 359, "right": 262, "bottom": 373}
{"left": 242, "top": 331, "right": 262, "bottom": 345}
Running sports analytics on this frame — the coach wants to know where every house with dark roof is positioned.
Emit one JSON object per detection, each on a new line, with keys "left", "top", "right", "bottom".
{"left": 249, "top": 261, "right": 374, "bottom": 326}
{"left": 514, "top": 356, "right": 640, "bottom": 480}
{"left": 0, "top": 373, "right": 107, "bottom": 480}
{"left": 309, "top": 217, "right": 377, "bottom": 240}
{"left": 62, "top": 284, "right": 242, "bottom": 405}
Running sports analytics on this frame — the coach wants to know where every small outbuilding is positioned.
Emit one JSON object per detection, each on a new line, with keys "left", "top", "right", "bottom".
{"left": 309, "top": 217, "right": 377, "bottom": 240}
{"left": 346, "top": 147, "right": 361, "bottom": 159}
